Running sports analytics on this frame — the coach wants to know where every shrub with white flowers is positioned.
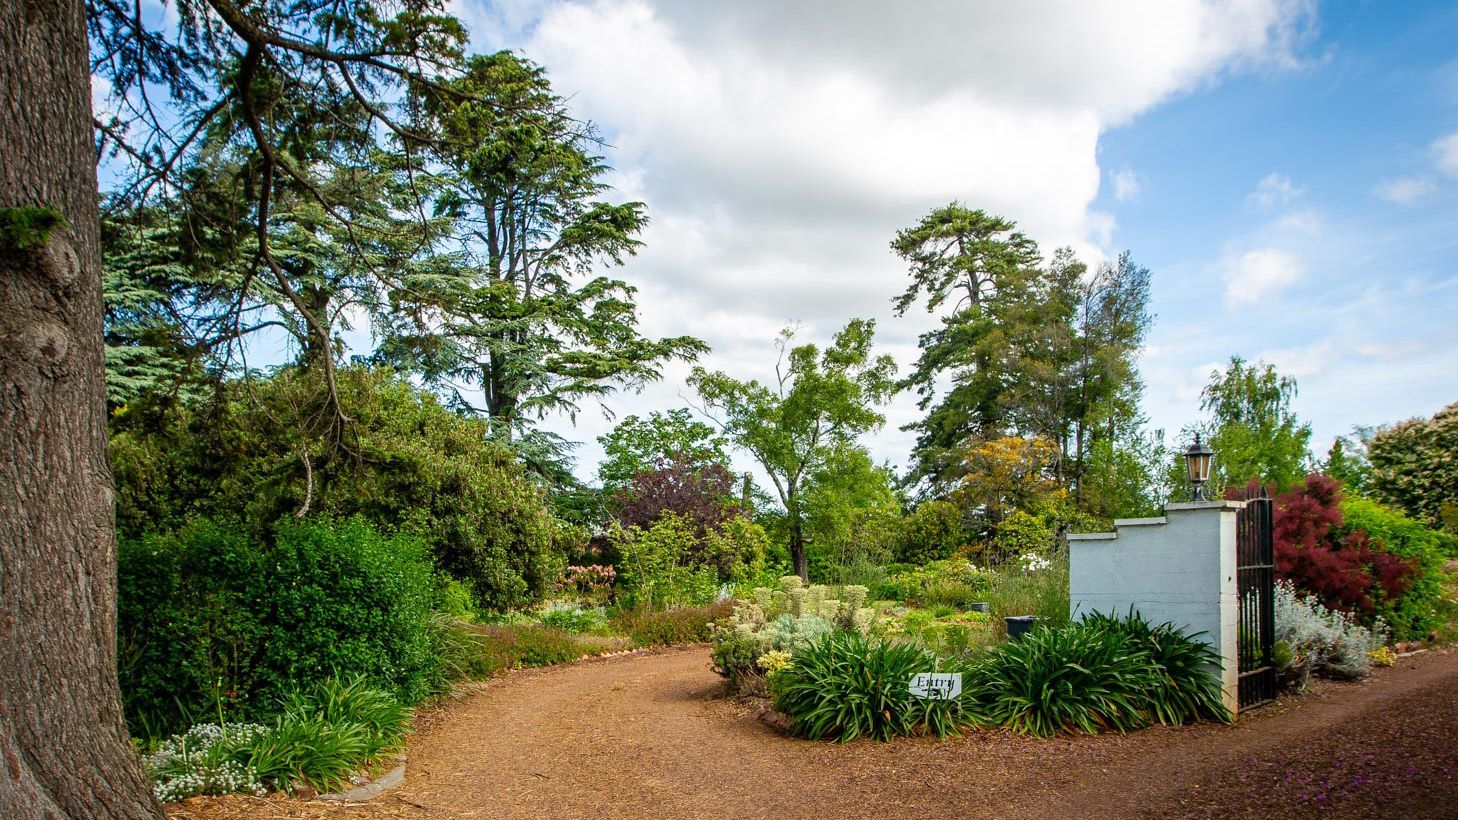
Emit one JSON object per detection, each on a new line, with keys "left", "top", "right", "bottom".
{"left": 1018, "top": 552, "right": 1052, "bottom": 574}
{"left": 145, "top": 723, "right": 270, "bottom": 803}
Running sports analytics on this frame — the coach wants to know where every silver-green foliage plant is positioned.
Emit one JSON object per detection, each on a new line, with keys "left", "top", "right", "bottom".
{"left": 1274, "top": 580, "right": 1385, "bottom": 688}
{"left": 710, "top": 576, "right": 876, "bottom": 689}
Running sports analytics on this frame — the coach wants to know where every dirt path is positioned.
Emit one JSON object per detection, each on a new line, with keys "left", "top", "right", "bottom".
{"left": 172, "top": 646, "right": 1458, "bottom": 820}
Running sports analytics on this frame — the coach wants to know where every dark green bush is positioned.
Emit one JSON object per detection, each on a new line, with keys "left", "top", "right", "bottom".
{"left": 111, "top": 366, "right": 564, "bottom": 611}
{"left": 770, "top": 631, "right": 975, "bottom": 742}
{"left": 897, "top": 500, "right": 967, "bottom": 564}
{"left": 612, "top": 600, "right": 734, "bottom": 647}
{"left": 967, "top": 614, "right": 1227, "bottom": 737}
{"left": 118, "top": 517, "right": 440, "bottom": 737}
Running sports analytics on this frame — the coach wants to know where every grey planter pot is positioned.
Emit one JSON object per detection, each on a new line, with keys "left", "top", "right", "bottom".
{"left": 1005, "top": 615, "right": 1038, "bottom": 641}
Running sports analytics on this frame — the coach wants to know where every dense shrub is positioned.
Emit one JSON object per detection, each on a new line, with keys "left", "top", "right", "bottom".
{"left": 1367, "top": 401, "right": 1458, "bottom": 531}
{"left": 611, "top": 514, "right": 727, "bottom": 609}
{"left": 1266, "top": 474, "right": 1444, "bottom": 640}
{"left": 877, "top": 558, "right": 991, "bottom": 605}
{"left": 1341, "top": 497, "right": 1452, "bottom": 639}
{"left": 896, "top": 499, "right": 967, "bottom": 564}
{"left": 110, "top": 367, "right": 563, "bottom": 610}
{"left": 771, "top": 632, "right": 976, "bottom": 741}
{"left": 966, "top": 614, "right": 1227, "bottom": 737}
{"left": 118, "top": 518, "right": 440, "bottom": 737}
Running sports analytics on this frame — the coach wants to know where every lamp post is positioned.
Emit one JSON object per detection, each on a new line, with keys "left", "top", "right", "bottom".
{"left": 1185, "top": 434, "right": 1215, "bottom": 501}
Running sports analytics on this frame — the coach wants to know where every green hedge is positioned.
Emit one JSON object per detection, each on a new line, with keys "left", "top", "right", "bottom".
{"left": 111, "top": 367, "right": 564, "bottom": 611}
{"left": 1341, "top": 497, "right": 1454, "bottom": 639}
{"left": 119, "top": 518, "right": 441, "bottom": 738}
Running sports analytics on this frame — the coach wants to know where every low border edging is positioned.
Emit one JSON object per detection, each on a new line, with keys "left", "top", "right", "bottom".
{"left": 321, "top": 755, "right": 406, "bottom": 802}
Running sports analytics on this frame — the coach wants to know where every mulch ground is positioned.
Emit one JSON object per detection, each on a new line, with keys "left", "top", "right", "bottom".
{"left": 168, "top": 644, "right": 1458, "bottom": 820}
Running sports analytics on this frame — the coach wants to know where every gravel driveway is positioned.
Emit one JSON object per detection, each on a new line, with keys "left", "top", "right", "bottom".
{"left": 169, "top": 645, "right": 1458, "bottom": 819}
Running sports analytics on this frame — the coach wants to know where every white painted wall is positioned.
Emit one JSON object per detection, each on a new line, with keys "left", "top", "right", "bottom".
{"left": 1067, "top": 501, "right": 1243, "bottom": 714}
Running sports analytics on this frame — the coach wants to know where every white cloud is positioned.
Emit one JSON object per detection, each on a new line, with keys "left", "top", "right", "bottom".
{"left": 450, "top": 0, "right": 1317, "bottom": 476}
{"left": 1273, "top": 208, "right": 1323, "bottom": 234}
{"left": 1221, "top": 248, "right": 1305, "bottom": 306}
{"left": 1247, "top": 172, "right": 1304, "bottom": 209}
{"left": 91, "top": 75, "right": 117, "bottom": 121}
{"left": 1257, "top": 340, "right": 1337, "bottom": 379}
{"left": 1111, "top": 167, "right": 1143, "bottom": 202}
{"left": 1375, "top": 176, "right": 1436, "bottom": 204}
{"left": 1435, "top": 132, "right": 1458, "bottom": 178}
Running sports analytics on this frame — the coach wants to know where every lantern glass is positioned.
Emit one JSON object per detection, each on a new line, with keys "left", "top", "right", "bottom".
{"left": 1187, "top": 452, "right": 1211, "bottom": 483}
{"left": 1183, "top": 433, "right": 1215, "bottom": 499}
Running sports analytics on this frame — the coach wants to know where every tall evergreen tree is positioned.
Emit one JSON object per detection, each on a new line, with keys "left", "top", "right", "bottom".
{"left": 891, "top": 204, "right": 1040, "bottom": 489}
{"left": 378, "top": 52, "right": 705, "bottom": 460}
{"left": 891, "top": 206, "right": 1152, "bottom": 506}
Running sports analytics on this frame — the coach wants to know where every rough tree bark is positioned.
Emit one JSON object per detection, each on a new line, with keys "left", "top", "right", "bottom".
{"left": 0, "top": 0, "right": 164, "bottom": 815}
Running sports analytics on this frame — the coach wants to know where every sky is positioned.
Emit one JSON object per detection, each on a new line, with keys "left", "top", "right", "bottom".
{"left": 167, "top": 0, "right": 1458, "bottom": 484}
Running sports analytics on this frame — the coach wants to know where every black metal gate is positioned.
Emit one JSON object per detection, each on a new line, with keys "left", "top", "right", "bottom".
{"left": 1236, "top": 489, "right": 1276, "bottom": 709}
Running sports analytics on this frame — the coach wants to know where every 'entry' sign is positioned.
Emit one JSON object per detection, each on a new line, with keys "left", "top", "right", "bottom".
{"left": 908, "top": 672, "right": 962, "bottom": 700}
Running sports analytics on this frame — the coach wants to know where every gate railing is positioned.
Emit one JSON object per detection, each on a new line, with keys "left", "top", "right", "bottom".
{"left": 1235, "top": 489, "right": 1276, "bottom": 710}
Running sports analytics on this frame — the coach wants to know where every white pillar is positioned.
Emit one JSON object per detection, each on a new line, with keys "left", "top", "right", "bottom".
{"left": 1067, "top": 501, "right": 1243, "bottom": 715}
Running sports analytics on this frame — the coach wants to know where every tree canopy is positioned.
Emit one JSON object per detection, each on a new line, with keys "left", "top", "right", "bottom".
{"left": 375, "top": 52, "right": 706, "bottom": 463}
{"left": 1187, "top": 356, "right": 1313, "bottom": 493}
{"left": 689, "top": 319, "right": 896, "bottom": 578}
{"left": 1368, "top": 401, "right": 1458, "bottom": 532}
{"left": 890, "top": 205, "right": 1151, "bottom": 504}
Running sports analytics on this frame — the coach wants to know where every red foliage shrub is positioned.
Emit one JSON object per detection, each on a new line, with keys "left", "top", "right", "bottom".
{"left": 612, "top": 456, "right": 739, "bottom": 536}
{"left": 1265, "top": 474, "right": 1417, "bottom": 616}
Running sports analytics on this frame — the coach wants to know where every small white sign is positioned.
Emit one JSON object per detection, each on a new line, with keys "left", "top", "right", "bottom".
{"left": 908, "top": 672, "right": 962, "bottom": 700}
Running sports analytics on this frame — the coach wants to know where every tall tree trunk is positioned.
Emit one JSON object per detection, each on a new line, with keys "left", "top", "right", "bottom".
{"left": 783, "top": 485, "right": 809, "bottom": 580}
{"left": 299, "top": 282, "right": 331, "bottom": 370}
{"left": 0, "top": 0, "right": 163, "bottom": 815}
{"left": 789, "top": 527, "right": 808, "bottom": 582}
